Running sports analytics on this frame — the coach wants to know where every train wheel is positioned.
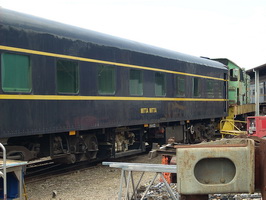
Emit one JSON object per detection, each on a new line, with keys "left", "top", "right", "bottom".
{"left": 66, "top": 154, "right": 77, "bottom": 164}
{"left": 84, "top": 134, "right": 98, "bottom": 160}
{"left": 56, "top": 153, "right": 77, "bottom": 164}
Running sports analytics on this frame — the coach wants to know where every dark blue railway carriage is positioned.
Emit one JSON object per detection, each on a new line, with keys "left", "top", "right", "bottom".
{"left": 0, "top": 8, "right": 228, "bottom": 162}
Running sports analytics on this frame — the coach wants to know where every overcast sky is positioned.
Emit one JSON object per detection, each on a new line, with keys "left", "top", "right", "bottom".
{"left": 1, "top": 0, "right": 266, "bottom": 69}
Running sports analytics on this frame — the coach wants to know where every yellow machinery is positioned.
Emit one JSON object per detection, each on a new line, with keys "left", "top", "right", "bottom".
{"left": 220, "top": 104, "right": 255, "bottom": 137}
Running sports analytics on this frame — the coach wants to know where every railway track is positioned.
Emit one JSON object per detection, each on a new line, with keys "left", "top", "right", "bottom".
{"left": 25, "top": 158, "right": 104, "bottom": 184}
{"left": 25, "top": 153, "right": 147, "bottom": 184}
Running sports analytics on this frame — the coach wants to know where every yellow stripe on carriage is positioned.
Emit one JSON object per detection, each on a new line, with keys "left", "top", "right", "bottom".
{"left": 0, "top": 94, "right": 227, "bottom": 101}
{"left": 0, "top": 45, "right": 226, "bottom": 81}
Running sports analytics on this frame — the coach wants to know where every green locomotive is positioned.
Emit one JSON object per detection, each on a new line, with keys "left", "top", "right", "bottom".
{"left": 213, "top": 58, "right": 254, "bottom": 136}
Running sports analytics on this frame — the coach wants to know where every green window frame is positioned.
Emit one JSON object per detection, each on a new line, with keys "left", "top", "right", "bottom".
{"left": 206, "top": 79, "right": 214, "bottom": 98}
{"left": 193, "top": 77, "right": 200, "bottom": 97}
{"left": 1, "top": 53, "right": 31, "bottom": 92}
{"left": 155, "top": 72, "right": 166, "bottom": 96}
{"left": 175, "top": 75, "right": 185, "bottom": 97}
{"left": 98, "top": 65, "right": 116, "bottom": 95}
{"left": 130, "top": 69, "right": 143, "bottom": 96}
{"left": 57, "top": 59, "right": 79, "bottom": 94}
{"left": 229, "top": 68, "right": 238, "bottom": 81}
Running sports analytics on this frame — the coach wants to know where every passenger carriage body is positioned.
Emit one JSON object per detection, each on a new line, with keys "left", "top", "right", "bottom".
{"left": 0, "top": 8, "right": 228, "bottom": 162}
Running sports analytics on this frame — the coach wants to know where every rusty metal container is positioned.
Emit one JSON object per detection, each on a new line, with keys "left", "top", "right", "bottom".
{"left": 176, "top": 138, "right": 255, "bottom": 195}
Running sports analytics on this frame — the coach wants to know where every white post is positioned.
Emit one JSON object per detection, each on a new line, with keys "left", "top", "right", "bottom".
{"left": 0, "top": 143, "right": 7, "bottom": 200}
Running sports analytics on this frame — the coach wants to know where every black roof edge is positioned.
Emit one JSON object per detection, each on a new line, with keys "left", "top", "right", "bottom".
{"left": 246, "top": 63, "right": 266, "bottom": 74}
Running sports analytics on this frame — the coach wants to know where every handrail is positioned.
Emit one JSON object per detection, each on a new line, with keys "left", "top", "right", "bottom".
{"left": 220, "top": 119, "right": 247, "bottom": 137}
{"left": 0, "top": 143, "right": 7, "bottom": 200}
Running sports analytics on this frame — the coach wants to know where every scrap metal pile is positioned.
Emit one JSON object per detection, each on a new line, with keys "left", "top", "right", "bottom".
{"left": 146, "top": 136, "right": 266, "bottom": 200}
{"left": 136, "top": 183, "right": 179, "bottom": 200}
{"left": 135, "top": 182, "right": 262, "bottom": 200}
{"left": 104, "top": 137, "right": 266, "bottom": 199}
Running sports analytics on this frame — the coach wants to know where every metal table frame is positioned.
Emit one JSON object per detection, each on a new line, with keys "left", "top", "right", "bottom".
{"left": 0, "top": 161, "right": 27, "bottom": 200}
{"left": 0, "top": 143, "right": 27, "bottom": 200}
{"left": 103, "top": 162, "right": 179, "bottom": 200}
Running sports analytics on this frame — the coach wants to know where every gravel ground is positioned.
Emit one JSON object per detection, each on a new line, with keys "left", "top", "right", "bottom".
{"left": 25, "top": 154, "right": 263, "bottom": 200}
{"left": 25, "top": 154, "right": 162, "bottom": 200}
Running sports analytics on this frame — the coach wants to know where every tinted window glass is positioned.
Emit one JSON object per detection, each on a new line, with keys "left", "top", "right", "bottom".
{"left": 1, "top": 53, "right": 31, "bottom": 92}
{"left": 216, "top": 81, "right": 223, "bottom": 98}
{"left": 176, "top": 75, "right": 185, "bottom": 97}
{"left": 130, "top": 69, "right": 143, "bottom": 95}
{"left": 155, "top": 72, "right": 166, "bottom": 96}
{"left": 193, "top": 77, "right": 200, "bottom": 97}
{"left": 98, "top": 65, "right": 116, "bottom": 95}
{"left": 206, "top": 79, "right": 214, "bottom": 97}
{"left": 57, "top": 59, "right": 79, "bottom": 94}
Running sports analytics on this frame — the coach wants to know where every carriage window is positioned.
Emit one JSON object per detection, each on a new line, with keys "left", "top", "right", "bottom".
{"left": 206, "top": 79, "right": 214, "bottom": 97}
{"left": 57, "top": 59, "right": 79, "bottom": 94}
{"left": 216, "top": 81, "right": 223, "bottom": 98}
{"left": 193, "top": 77, "right": 200, "bottom": 97}
{"left": 130, "top": 69, "right": 143, "bottom": 96}
{"left": 175, "top": 75, "right": 185, "bottom": 97}
{"left": 1, "top": 53, "right": 31, "bottom": 92}
{"left": 98, "top": 65, "right": 116, "bottom": 95}
{"left": 155, "top": 72, "right": 166, "bottom": 96}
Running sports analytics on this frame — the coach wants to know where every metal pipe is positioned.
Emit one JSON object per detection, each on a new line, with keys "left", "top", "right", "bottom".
{"left": 118, "top": 169, "right": 125, "bottom": 200}
{"left": 254, "top": 69, "right": 260, "bottom": 116}
{"left": 0, "top": 143, "right": 7, "bottom": 200}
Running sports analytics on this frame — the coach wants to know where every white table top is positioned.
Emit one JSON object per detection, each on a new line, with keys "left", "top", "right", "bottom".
{"left": 0, "top": 159, "right": 27, "bottom": 169}
{"left": 102, "top": 162, "right": 177, "bottom": 173}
